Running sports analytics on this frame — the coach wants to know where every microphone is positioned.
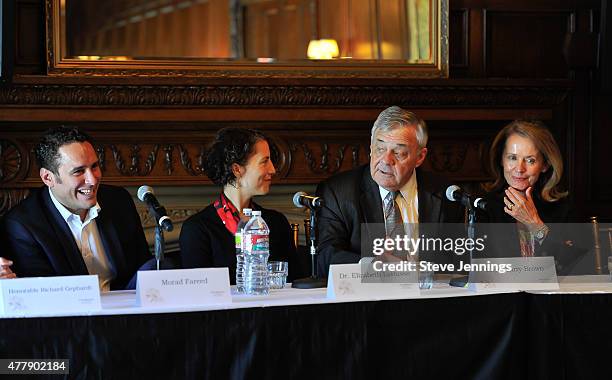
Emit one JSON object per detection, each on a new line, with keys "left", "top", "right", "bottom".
{"left": 473, "top": 197, "right": 487, "bottom": 211}
{"left": 293, "top": 191, "right": 325, "bottom": 209}
{"left": 445, "top": 185, "right": 487, "bottom": 211}
{"left": 137, "top": 185, "right": 174, "bottom": 232}
{"left": 445, "top": 185, "right": 468, "bottom": 203}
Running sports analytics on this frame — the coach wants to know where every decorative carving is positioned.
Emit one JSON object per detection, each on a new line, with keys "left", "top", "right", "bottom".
{"left": 0, "top": 189, "right": 30, "bottom": 217}
{"left": 0, "top": 140, "right": 22, "bottom": 183}
{"left": 110, "top": 145, "right": 126, "bottom": 174}
{"left": 45, "top": 0, "right": 54, "bottom": 71}
{"left": 291, "top": 143, "right": 347, "bottom": 175}
{"left": 440, "top": 0, "right": 450, "bottom": 77}
{"left": 329, "top": 144, "right": 346, "bottom": 173}
{"left": 163, "top": 145, "right": 173, "bottom": 175}
{"left": 95, "top": 145, "right": 106, "bottom": 171}
{"left": 108, "top": 144, "right": 159, "bottom": 176}
{"left": 47, "top": 68, "right": 447, "bottom": 80}
{"left": 428, "top": 143, "right": 477, "bottom": 173}
{"left": 129, "top": 145, "right": 140, "bottom": 174}
{"left": 0, "top": 137, "right": 497, "bottom": 184}
{"left": 179, "top": 145, "right": 207, "bottom": 176}
{"left": 0, "top": 84, "right": 570, "bottom": 107}
{"left": 144, "top": 145, "right": 158, "bottom": 174}
{"left": 267, "top": 136, "right": 290, "bottom": 179}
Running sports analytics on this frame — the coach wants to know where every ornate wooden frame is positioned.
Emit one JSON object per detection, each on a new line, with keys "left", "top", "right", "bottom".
{"left": 45, "top": 0, "right": 449, "bottom": 79}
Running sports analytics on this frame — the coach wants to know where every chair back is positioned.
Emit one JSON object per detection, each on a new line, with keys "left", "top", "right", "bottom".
{"left": 591, "top": 216, "right": 612, "bottom": 274}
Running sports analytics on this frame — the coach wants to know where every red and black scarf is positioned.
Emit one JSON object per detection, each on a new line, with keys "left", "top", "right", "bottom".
{"left": 214, "top": 193, "right": 246, "bottom": 234}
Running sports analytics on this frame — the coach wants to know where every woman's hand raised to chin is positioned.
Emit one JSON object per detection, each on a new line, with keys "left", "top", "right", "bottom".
{"left": 503, "top": 187, "right": 545, "bottom": 231}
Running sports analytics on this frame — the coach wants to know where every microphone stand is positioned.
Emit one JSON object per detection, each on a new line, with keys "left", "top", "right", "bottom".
{"left": 154, "top": 223, "right": 165, "bottom": 271}
{"left": 292, "top": 207, "right": 327, "bottom": 289}
{"left": 450, "top": 197, "right": 477, "bottom": 287}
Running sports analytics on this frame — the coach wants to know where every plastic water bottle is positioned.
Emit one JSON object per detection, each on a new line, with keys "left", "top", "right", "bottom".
{"left": 235, "top": 208, "right": 252, "bottom": 293}
{"left": 243, "top": 210, "right": 270, "bottom": 295}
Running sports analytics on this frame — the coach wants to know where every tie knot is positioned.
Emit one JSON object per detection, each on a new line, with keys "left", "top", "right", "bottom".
{"left": 387, "top": 191, "right": 400, "bottom": 202}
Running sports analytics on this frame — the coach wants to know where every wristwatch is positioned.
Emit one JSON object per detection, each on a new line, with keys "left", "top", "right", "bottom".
{"left": 533, "top": 224, "right": 550, "bottom": 243}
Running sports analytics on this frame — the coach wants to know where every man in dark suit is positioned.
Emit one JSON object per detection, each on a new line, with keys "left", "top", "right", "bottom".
{"left": 316, "top": 106, "right": 464, "bottom": 276}
{"left": 0, "top": 127, "right": 150, "bottom": 290}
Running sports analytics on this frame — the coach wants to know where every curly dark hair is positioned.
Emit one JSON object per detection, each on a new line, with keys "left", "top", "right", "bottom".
{"left": 34, "top": 126, "right": 93, "bottom": 174}
{"left": 204, "top": 127, "right": 268, "bottom": 186}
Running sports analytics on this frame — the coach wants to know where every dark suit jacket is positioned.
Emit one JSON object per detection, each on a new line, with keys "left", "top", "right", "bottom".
{"left": 315, "top": 165, "right": 464, "bottom": 276}
{"left": 179, "top": 201, "right": 297, "bottom": 284}
{"left": 1, "top": 185, "right": 150, "bottom": 290}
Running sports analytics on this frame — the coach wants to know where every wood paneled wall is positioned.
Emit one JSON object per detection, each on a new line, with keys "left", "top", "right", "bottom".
{"left": 67, "top": 0, "right": 231, "bottom": 58}
{"left": 1, "top": 0, "right": 610, "bottom": 224}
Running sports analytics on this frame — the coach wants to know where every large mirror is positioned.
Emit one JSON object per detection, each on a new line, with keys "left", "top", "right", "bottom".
{"left": 47, "top": 0, "right": 448, "bottom": 78}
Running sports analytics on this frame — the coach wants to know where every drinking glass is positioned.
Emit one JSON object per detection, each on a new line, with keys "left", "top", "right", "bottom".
{"left": 268, "top": 261, "right": 288, "bottom": 289}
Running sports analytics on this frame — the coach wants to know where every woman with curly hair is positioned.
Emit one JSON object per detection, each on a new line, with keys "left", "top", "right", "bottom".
{"left": 179, "top": 128, "right": 295, "bottom": 283}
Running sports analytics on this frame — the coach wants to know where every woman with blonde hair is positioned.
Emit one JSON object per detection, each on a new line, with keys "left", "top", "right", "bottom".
{"left": 481, "top": 120, "right": 574, "bottom": 260}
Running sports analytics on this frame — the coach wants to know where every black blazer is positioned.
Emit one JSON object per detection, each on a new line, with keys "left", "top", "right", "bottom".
{"left": 477, "top": 189, "right": 589, "bottom": 274}
{"left": 1, "top": 185, "right": 150, "bottom": 290}
{"left": 315, "top": 165, "right": 464, "bottom": 276}
{"left": 179, "top": 201, "right": 296, "bottom": 284}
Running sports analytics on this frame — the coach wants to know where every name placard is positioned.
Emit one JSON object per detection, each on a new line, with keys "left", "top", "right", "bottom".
{"left": 468, "top": 257, "right": 559, "bottom": 292}
{"left": 136, "top": 268, "right": 231, "bottom": 307}
{"left": 0, "top": 275, "right": 101, "bottom": 316}
{"left": 327, "top": 263, "right": 419, "bottom": 300}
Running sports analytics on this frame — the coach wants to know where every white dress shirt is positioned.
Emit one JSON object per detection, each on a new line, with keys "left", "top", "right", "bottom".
{"left": 378, "top": 169, "right": 419, "bottom": 225}
{"left": 48, "top": 188, "right": 114, "bottom": 292}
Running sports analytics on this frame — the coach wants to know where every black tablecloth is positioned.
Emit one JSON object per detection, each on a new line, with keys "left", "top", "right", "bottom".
{"left": 1, "top": 292, "right": 610, "bottom": 379}
{"left": 527, "top": 293, "right": 612, "bottom": 380}
{"left": 0, "top": 293, "right": 525, "bottom": 379}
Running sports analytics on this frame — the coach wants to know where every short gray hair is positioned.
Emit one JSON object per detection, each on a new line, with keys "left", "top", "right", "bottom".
{"left": 370, "top": 106, "right": 428, "bottom": 148}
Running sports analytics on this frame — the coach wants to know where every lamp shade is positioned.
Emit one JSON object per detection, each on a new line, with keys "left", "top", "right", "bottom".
{"left": 307, "top": 39, "right": 339, "bottom": 59}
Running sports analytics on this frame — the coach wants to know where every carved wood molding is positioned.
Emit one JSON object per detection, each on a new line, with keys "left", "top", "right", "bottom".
{"left": 0, "top": 84, "right": 569, "bottom": 107}
{"left": 0, "top": 137, "right": 499, "bottom": 215}
{"left": 0, "top": 189, "right": 30, "bottom": 217}
{"left": 45, "top": 68, "right": 449, "bottom": 80}
{"left": 0, "top": 139, "right": 369, "bottom": 184}
{"left": 0, "top": 140, "right": 23, "bottom": 183}
{"left": 0, "top": 137, "right": 493, "bottom": 185}
{"left": 289, "top": 142, "right": 362, "bottom": 175}
{"left": 428, "top": 143, "right": 479, "bottom": 173}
